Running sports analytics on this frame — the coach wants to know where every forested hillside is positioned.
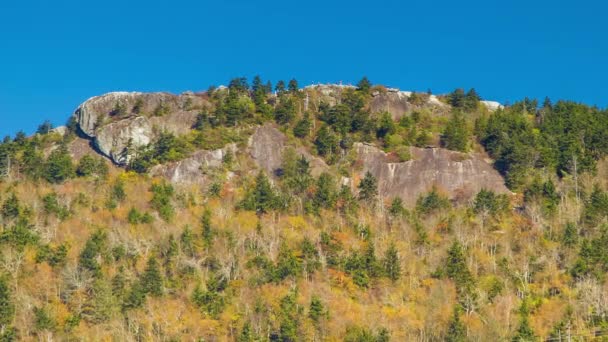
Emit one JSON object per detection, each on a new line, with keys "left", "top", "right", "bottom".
{"left": 0, "top": 77, "right": 607, "bottom": 341}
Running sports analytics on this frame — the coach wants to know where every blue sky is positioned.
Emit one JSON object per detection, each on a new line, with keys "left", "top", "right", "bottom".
{"left": 1, "top": 0, "right": 606, "bottom": 137}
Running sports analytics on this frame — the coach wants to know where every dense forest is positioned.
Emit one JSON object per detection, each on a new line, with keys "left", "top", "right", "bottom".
{"left": 0, "top": 77, "right": 607, "bottom": 341}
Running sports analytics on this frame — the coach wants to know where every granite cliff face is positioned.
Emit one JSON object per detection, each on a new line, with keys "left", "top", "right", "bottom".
{"left": 354, "top": 143, "right": 509, "bottom": 205}
{"left": 71, "top": 87, "right": 508, "bottom": 202}
{"left": 248, "top": 125, "right": 329, "bottom": 177}
{"left": 73, "top": 91, "right": 207, "bottom": 164}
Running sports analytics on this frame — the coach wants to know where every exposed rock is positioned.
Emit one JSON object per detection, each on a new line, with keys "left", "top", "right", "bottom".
{"left": 73, "top": 91, "right": 208, "bottom": 164}
{"left": 481, "top": 100, "right": 504, "bottom": 111}
{"left": 354, "top": 143, "right": 509, "bottom": 205}
{"left": 149, "top": 144, "right": 237, "bottom": 183}
{"left": 248, "top": 124, "right": 328, "bottom": 176}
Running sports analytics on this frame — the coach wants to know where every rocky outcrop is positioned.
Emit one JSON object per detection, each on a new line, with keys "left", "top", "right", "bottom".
{"left": 149, "top": 144, "right": 237, "bottom": 183}
{"left": 248, "top": 125, "right": 328, "bottom": 176}
{"left": 73, "top": 91, "right": 208, "bottom": 164}
{"left": 354, "top": 143, "right": 509, "bottom": 205}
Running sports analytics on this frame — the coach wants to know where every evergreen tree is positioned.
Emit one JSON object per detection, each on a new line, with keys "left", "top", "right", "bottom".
{"left": 383, "top": 243, "right": 401, "bottom": 281}
{"left": 238, "top": 321, "right": 255, "bottom": 342}
{"left": 202, "top": 208, "right": 213, "bottom": 246}
{"left": 356, "top": 76, "right": 372, "bottom": 94}
{"left": 449, "top": 88, "right": 466, "bottom": 108}
{"left": 512, "top": 301, "right": 536, "bottom": 342}
{"left": 241, "top": 171, "right": 279, "bottom": 214}
{"left": 464, "top": 88, "right": 481, "bottom": 111}
{"left": 314, "top": 125, "right": 339, "bottom": 158}
{"left": 274, "top": 97, "right": 297, "bottom": 124}
{"left": 376, "top": 112, "right": 396, "bottom": 138}
{"left": 445, "top": 306, "right": 466, "bottom": 342}
{"left": 293, "top": 112, "right": 312, "bottom": 138}
{"left": 309, "top": 295, "right": 326, "bottom": 325}
{"left": 1, "top": 193, "right": 20, "bottom": 220}
{"left": 44, "top": 144, "right": 74, "bottom": 183}
{"left": 0, "top": 275, "right": 15, "bottom": 331}
{"left": 275, "top": 80, "right": 286, "bottom": 95}
{"left": 288, "top": 78, "right": 299, "bottom": 93}
{"left": 313, "top": 173, "right": 337, "bottom": 211}
{"left": 442, "top": 112, "right": 469, "bottom": 152}
{"left": 278, "top": 290, "right": 300, "bottom": 342}
{"left": 36, "top": 120, "right": 53, "bottom": 135}
{"left": 141, "top": 256, "right": 163, "bottom": 297}
{"left": 358, "top": 171, "right": 378, "bottom": 203}
{"left": 76, "top": 155, "right": 99, "bottom": 177}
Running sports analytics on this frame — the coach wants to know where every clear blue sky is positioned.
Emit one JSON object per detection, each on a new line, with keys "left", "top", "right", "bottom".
{"left": 1, "top": 0, "right": 607, "bottom": 137}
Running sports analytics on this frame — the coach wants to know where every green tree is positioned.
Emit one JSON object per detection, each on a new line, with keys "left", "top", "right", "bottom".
{"left": 356, "top": 76, "right": 372, "bottom": 94}
{"left": 36, "top": 120, "right": 53, "bottom": 135}
{"left": 76, "top": 155, "right": 98, "bottom": 177}
{"left": 445, "top": 306, "right": 466, "bottom": 342}
{"left": 79, "top": 230, "right": 108, "bottom": 277}
{"left": 0, "top": 275, "right": 15, "bottom": 331}
{"left": 464, "top": 88, "right": 481, "bottom": 111}
{"left": 376, "top": 112, "right": 396, "bottom": 139}
{"left": 442, "top": 112, "right": 469, "bottom": 152}
{"left": 201, "top": 208, "right": 213, "bottom": 246}
{"left": 449, "top": 88, "right": 466, "bottom": 108}
{"left": 240, "top": 171, "right": 280, "bottom": 214}
{"left": 358, "top": 171, "right": 378, "bottom": 203}
{"left": 44, "top": 144, "right": 74, "bottom": 183}
{"left": 141, "top": 256, "right": 163, "bottom": 297}
{"left": 275, "top": 80, "right": 286, "bottom": 95}
{"left": 313, "top": 173, "right": 337, "bottom": 211}
{"left": 288, "top": 78, "right": 299, "bottom": 93}
{"left": 274, "top": 97, "right": 297, "bottom": 124}
{"left": 314, "top": 125, "right": 339, "bottom": 158}
{"left": 1, "top": 193, "right": 20, "bottom": 220}
{"left": 150, "top": 182, "right": 175, "bottom": 221}
{"left": 512, "top": 301, "right": 536, "bottom": 342}
{"left": 383, "top": 243, "right": 401, "bottom": 281}
{"left": 293, "top": 112, "right": 312, "bottom": 138}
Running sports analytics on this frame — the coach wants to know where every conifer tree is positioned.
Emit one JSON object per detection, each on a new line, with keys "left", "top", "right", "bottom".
{"left": 445, "top": 306, "right": 466, "bottom": 342}
{"left": 358, "top": 171, "right": 378, "bottom": 203}
{"left": 383, "top": 243, "right": 401, "bottom": 281}
{"left": 141, "top": 257, "right": 163, "bottom": 296}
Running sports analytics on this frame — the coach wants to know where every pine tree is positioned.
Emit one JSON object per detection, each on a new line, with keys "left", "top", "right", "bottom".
{"left": 0, "top": 275, "right": 15, "bottom": 330}
{"left": 445, "top": 306, "right": 466, "bottom": 342}
{"left": 358, "top": 171, "right": 378, "bottom": 203}
{"left": 202, "top": 208, "right": 213, "bottom": 246}
{"left": 442, "top": 111, "right": 469, "bottom": 152}
{"left": 356, "top": 76, "right": 372, "bottom": 93}
{"left": 449, "top": 88, "right": 466, "bottom": 108}
{"left": 44, "top": 144, "right": 74, "bottom": 183}
{"left": 1, "top": 193, "right": 20, "bottom": 220}
{"left": 141, "top": 256, "right": 163, "bottom": 296}
{"left": 240, "top": 171, "right": 279, "bottom": 214}
{"left": 313, "top": 173, "right": 337, "bottom": 211}
{"left": 293, "top": 112, "right": 312, "bottom": 138}
{"left": 238, "top": 321, "right": 255, "bottom": 342}
{"left": 309, "top": 295, "right": 326, "bottom": 324}
{"left": 376, "top": 111, "right": 396, "bottom": 138}
{"left": 275, "top": 80, "right": 286, "bottom": 95}
{"left": 383, "top": 243, "right": 401, "bottom": 281}
{"left": 512, "top": 301, "right": 536, "bottom": 342}
{"left": 288, "top": 78, "right": 299, "bottom": 93}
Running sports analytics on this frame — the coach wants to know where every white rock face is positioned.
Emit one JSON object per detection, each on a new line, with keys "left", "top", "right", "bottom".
{"left": 481, "top": 100, "right": 504, "bottom": 111}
